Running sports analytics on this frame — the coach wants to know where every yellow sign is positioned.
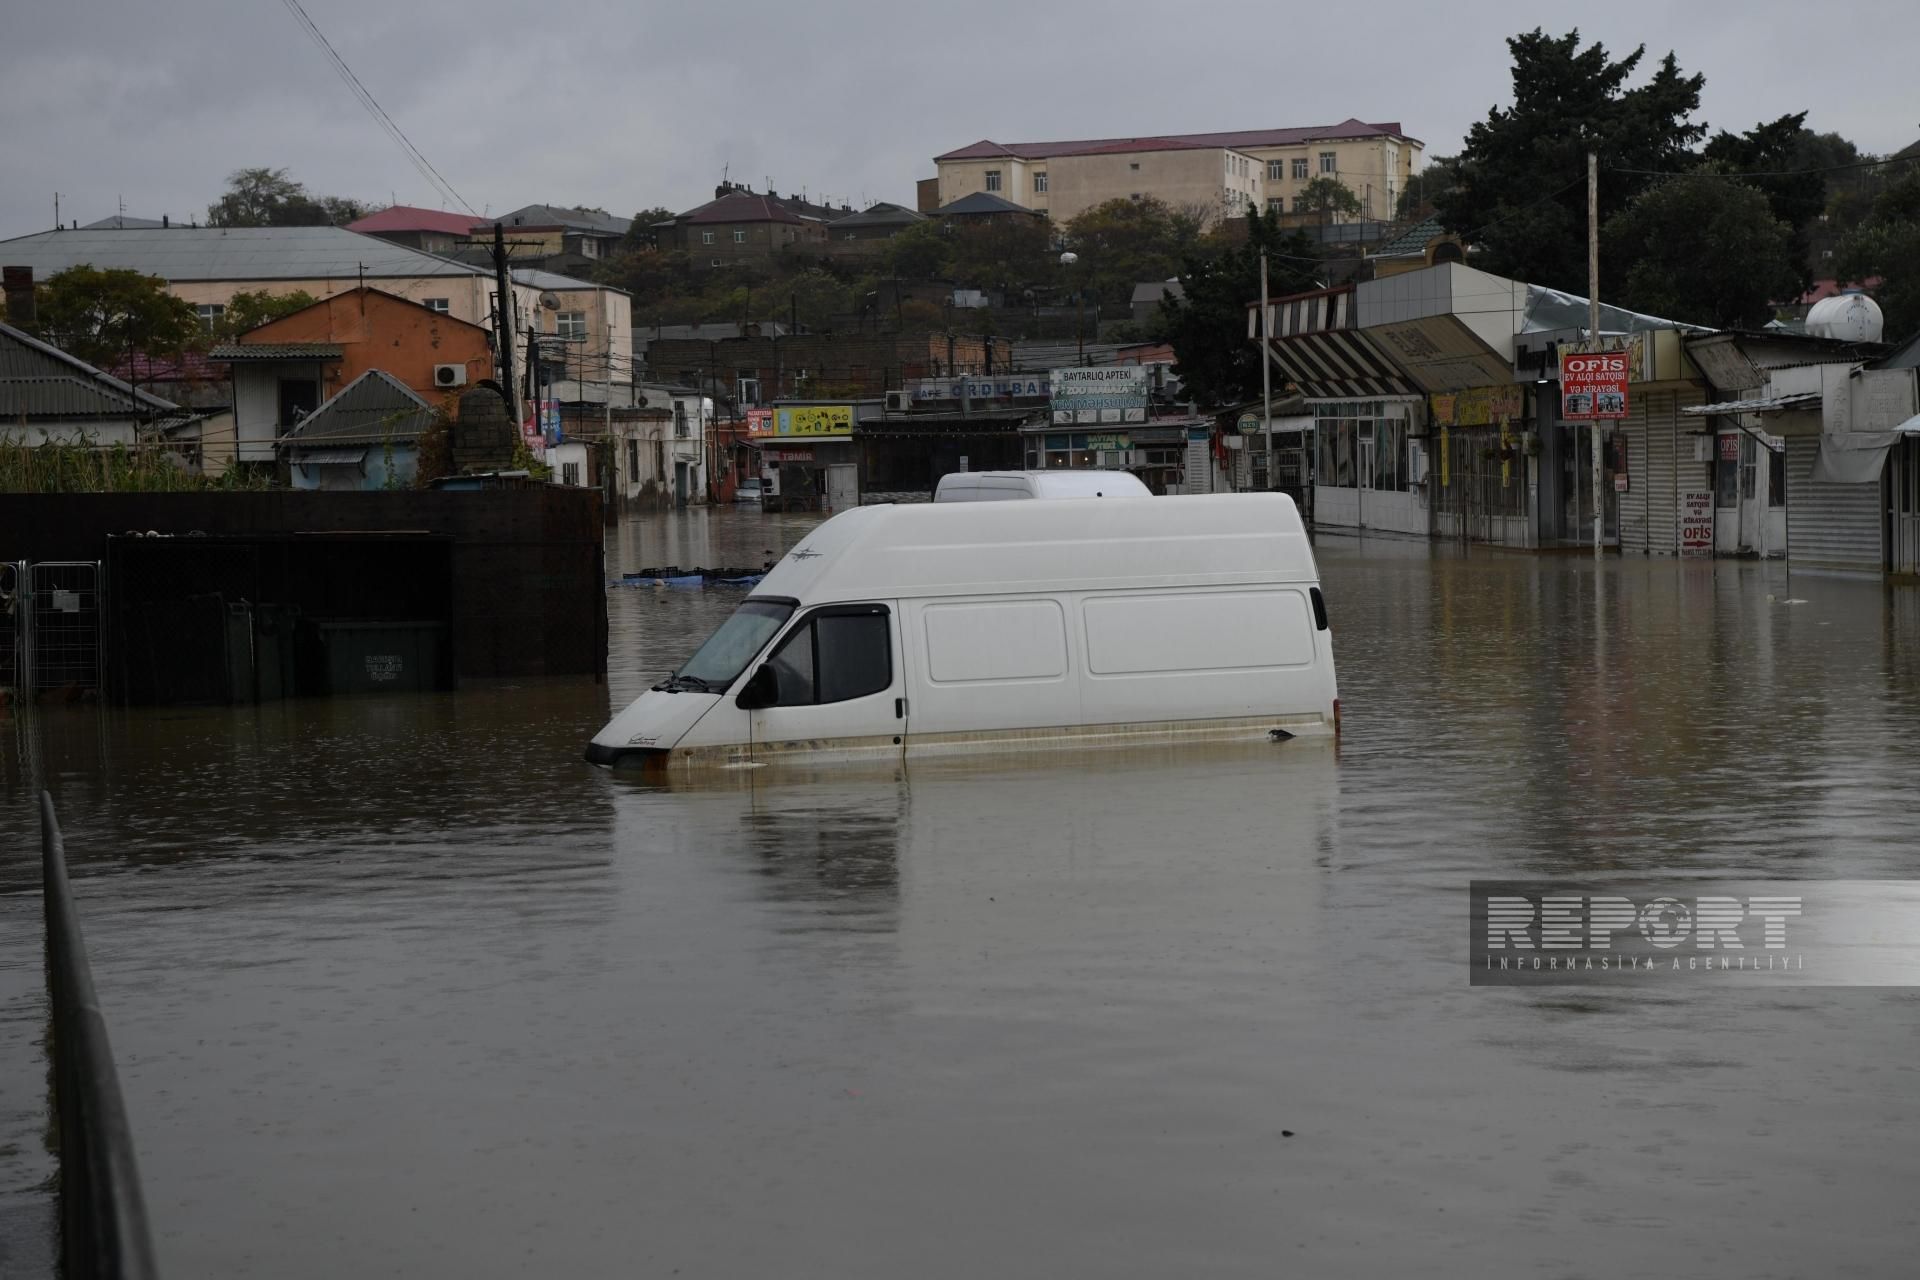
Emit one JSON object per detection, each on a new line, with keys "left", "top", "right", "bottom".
{"left": 777, "top": 405, "right": 853, "bottom": 436}
{"left": 1429, "top": 385, "right": 1523, "bottom": 427}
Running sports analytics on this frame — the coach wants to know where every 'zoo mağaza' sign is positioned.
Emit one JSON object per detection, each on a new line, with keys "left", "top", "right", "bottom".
{"left": 1050, "top": 366, "right": 1149, "bottom": 425}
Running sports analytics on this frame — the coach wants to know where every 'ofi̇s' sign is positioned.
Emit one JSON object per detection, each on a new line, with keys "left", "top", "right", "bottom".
{"left": 1559, "top": 349, "right": 1630, "bottom": 420}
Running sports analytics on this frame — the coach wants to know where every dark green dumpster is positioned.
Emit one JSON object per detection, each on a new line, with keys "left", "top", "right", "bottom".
{"left": 312, "top": 621, "right": 448, "bottom": 695}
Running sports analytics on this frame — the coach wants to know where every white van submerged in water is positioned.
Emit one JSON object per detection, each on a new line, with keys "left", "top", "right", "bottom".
{"left": 933, "top": 469, "right": 1151, "bottom": 501}
{"left": 586, "top": 493, "right": 1337, "bottom": 771}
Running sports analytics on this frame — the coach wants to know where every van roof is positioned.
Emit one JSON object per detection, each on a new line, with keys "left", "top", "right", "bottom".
{"left": 755, "top": 493, "right": 1316, "bottom": 603}
{"left": 936, "top": 469, "right": 1149, "bottom": 496}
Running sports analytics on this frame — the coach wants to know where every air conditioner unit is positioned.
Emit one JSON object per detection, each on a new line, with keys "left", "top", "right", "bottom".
{"left": 433, "top": 364, "right": 468, "bottom": 388}
{"left": 884, "top": 390, "right": 913, "bottom": 412}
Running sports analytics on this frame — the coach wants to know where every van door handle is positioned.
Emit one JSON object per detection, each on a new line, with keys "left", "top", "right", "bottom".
{"left": 894, "top": 697, "right": 906, "bottom": 718}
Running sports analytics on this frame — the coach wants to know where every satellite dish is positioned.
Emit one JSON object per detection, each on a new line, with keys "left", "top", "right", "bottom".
{"left": 539, "top": 292, "right": 562, "bottom": 311}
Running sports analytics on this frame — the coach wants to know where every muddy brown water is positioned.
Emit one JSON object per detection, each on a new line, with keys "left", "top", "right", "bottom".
{"left": 4, "top": 507, "right": 1920, "bottom": 1277}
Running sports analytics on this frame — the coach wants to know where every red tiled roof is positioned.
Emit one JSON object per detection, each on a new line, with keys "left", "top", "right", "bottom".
{"left": 1796, "top": 277, "right": 1882, "bottom": 305}
{"left": 683, "top": 193, "right": 807, "bottom": 226}
{"left": 935, "top": 119, "right": 1415, "bottom": 162}
{"left": 347, "top": 205, "right": 484, "bottom": 236}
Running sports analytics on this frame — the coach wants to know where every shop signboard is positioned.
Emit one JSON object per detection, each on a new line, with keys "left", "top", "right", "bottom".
{"left": 1050, "top": 367, "right": 1149, "bottom": 425}
{"left": 775, "top": 405, "right": 853, "bottom": 436}
{"left": 1430, "top": 385, "right": 1523, "bottom": 427}
{"left": 1237, "top": 413, "right": 1262, "bottom": 435}
{"left": 1679, "top": 491, "right": 1713, "bottom": 556}
{"left": 1085, "top": 433, "right": 1131, "bottom": 452}
{"left": 746, "top": 408, "right": 775, "bottom": 436}
{"left": 1558, "top": 348, "right": 1631, "bottom": 420}
{"left": 912, "top": 376, "right": 1048, "bottom": 402}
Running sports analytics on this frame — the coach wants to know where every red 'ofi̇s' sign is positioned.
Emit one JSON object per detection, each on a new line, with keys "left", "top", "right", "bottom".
{"left": 1559, "top": 349, "right": 1630, "bottom": 420}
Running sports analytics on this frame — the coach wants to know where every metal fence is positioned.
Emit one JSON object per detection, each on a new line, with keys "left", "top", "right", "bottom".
{"left": 2, "top": 561, "right": 104, "bottom": 700}
{"left": 40, "top": 792, "right": 160, "bottom": 1279}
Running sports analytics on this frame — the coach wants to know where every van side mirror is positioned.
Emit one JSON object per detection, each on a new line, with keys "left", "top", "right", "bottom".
{"left": 736, "top": 665, "right": 779, "bottom": 710}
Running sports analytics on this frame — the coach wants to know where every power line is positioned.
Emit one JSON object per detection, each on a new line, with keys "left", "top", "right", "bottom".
{"left": 277, "top": 0, "right": 475, "bottom": 215}
{"left": 1609, "top": 152, "right": 1918, "bottom": 180}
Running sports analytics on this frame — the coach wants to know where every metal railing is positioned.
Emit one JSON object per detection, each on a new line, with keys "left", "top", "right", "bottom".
{"left": 40, "top": 791, "right": 159, "bottom": 1280}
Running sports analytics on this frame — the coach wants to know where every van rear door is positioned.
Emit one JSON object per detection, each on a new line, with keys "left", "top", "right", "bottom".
{"left": 743, "top": 602, "right": 908, "bottom": 760}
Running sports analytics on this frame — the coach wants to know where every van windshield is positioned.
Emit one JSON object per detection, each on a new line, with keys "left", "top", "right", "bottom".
{"left": 663, "top": 600, "right": 794, "bottom": 691}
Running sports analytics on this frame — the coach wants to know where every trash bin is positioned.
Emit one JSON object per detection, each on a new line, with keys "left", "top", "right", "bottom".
{"left": 253, "top": 603, "right": 300, "bottom": 701}
{"left": 311, "top": 620, "right": 447, "bottom": 695}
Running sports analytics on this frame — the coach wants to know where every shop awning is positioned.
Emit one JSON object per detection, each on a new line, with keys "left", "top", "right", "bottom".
{"left": 293, "top": 447, "right": 368, "bottom": 466}
{"left": 1679, "top": 392, "right": 1822, "bottom": 416}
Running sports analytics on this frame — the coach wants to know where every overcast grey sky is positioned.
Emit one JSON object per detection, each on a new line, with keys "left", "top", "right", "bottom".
{"left": 3, "top": 0, "right": 1916, "bottom": 237}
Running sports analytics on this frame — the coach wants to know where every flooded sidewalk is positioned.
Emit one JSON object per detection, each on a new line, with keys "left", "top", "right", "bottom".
{"left": 5, "top": 511, "right": 1920, "bottom": 1277}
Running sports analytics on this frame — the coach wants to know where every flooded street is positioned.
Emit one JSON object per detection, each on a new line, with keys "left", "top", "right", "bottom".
{"left": 5, "top": 507, "right": 1920, "bottom": 1278}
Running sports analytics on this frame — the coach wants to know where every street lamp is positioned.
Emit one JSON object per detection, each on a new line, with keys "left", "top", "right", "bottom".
{"left": 1058, "top": 251, "right": 1083, "bottom": 357}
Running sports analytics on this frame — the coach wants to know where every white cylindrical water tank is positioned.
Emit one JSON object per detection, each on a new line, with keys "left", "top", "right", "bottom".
{"left": 1805, "top": 293, "right": 1884, "bottom": 343}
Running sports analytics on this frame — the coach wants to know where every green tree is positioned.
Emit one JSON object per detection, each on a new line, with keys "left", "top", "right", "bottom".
{"left": 207, "top": 167, "right": 371, "bottom": 227}
{"left": 1296, "top": 177, "right": 1363, "bottom": 225}
{"left": 1060, "top": 197, "right": 1203, "bottom": 308}
{"left": 1835, "top": 167, "right": 1920, "bottom": 340}
{"left": 949, "top": 218, "right": 1056, "bottom": 295}
{"left": 622, "top": 207, "right": 677, "bottom": 252}
{"left": 883, "top": 221, "right": 955, "bottom": 279}
{"left": 1160, "top": 205, "right": 1320, "bottom": 408}
{"left": 32, "top": 265, "right": 202, "bottom": 367}
{"left": 1437, "top": 28, "right": 1704, "bottom": 291}
{"left": 1702, "top": 112, "right": 1830, "bottom": 289}
{"left": 1603, "top": 172, "right": 1798, "bottom": 328}
{"left": 1397, "top": 154, "right": 1464, "bottom": 219}
{"left": 214, "top": 289, "right": 319, "bottom": 340}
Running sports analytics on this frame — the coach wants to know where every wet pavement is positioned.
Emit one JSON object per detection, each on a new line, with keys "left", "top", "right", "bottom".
{"left": 5, "top": 506, "right": 1920, "bottom": 1277}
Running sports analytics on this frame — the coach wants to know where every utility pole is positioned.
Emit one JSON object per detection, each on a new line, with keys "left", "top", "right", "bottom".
{"left": 1588, "top": 150, "right": 1602, "bottom": 555}
{"left": 491, "top": 222, "right": 523, "bottom": 425}
{"left": 1260, "top": 250, "right": 1273, "bottom": 494}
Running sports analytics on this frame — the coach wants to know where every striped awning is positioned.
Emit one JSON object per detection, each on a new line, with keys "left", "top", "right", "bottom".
{"left": 1262, "top": 330, "right": 1421, "bottom": 399}
{"left": 1678, "top": 392, "right": 1821, "bottom": 416}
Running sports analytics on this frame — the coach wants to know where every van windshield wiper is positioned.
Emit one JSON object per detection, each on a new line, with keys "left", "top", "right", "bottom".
{"left": 651, "top": 673, "right": 714, "bottom": 693}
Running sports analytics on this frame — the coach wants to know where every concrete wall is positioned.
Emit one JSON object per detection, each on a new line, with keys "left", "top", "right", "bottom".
{"left": 1243, "top": 136, "right": 1422, "bottom": 220}
{"left": 671, "top": 219, "right": 828, "bottom": 265}
{"left": 938, "top": 157, "right": 1039, "bottom": 213}
{"left": 243, "top": 290, "right": 494, "bottom": 404}
{"left": 526, "top": 287, "right": 634, "bottom": 391}
{"left": 289, "top": 444, "right": 418, "bottom": 491}
{"left": 1047, "top": 149, "right": 1261, "bottom": 226}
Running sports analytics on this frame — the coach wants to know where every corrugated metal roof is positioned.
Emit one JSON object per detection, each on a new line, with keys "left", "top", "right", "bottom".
{"left": 347, "top": 205, "right": 483, "bottom": 236}
{"left": 1679, "top": 392, "right": 1823, "bottom": 416}
{"left": 290, "top": 446, "right": 369, "bottom": 465}
{"left": 485, "top": 204, "right": 631, "bottom": 235}
{"left": 511, "top": 267, "right": 625, "bottom": 294}
{"left": 830, "top": 203, "right": 926, "bottom": 229}
{"left": 683, "top": 193, "right": 806, "bottom": 226}
{"left": 0, "top": 322, "right": 193, "bottom": 421}
{"left": 935, "top": 119, "right": 1416, "bottom": 162}
{"left": 286, "top": 369, "right": 434, "bottom": 444}
{"left": 0, "top": 226, "right": 490, "bottom": 283}
{"left": 207, "top": 343, "right": 346, "bottom": 360}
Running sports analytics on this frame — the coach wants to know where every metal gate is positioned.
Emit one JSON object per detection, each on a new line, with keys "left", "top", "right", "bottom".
{"left": 1435, "top": 428, "right": 1530, "bottom": 545}
{"left": 1891, "top": 437, "right": 1920, "bottom": 575}
{"left": 1786, "top": 436, "right": 1882, "bottom": 572}
{"left": 0, "top": 561, "right": 23, "bottom": 697}
{"left": 26, "top": 561, "right": 104, "bottom": 695}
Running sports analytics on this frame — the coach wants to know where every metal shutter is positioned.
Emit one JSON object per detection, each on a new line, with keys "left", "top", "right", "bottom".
{"left": 1646, "top": 391, "right": 1690, "bottom": 555}
{"left": 1787, "top": 435, "right": 1883, "bottom": 572}
{"left": 1619, "top": 394, "right": 1651, "bottom": 553}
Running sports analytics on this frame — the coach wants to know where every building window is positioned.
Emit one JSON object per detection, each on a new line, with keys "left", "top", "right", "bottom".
{"left": 702, "top": 230, "right": 715, "bottom": 244}
{"left": 1129, "top": 162, "right": 1140, "bottom": 171}
{"left": 1267, "top": 160, "right": 1285, "bottom": 181}
{"left": 985, "top": 170, "right": 1002, "bottom": 192}
{"left": 1319, "top": 151, "right": 1337, "bottom": 174}
{"left": 558, "top": 311, "right": 587, "bottom": 339}
{"left": 711, "top": 258, "right": 723, "bottom": 267}
{"left": 1292, "top": 195, "right": 1306, "bottom": 213}
{"left": 626, "top": 438, "right": 639, "bottom": 482}
{"left": 423, "top": 298, "right": 450, "bottom": 314}
{"left": 1267, "top": 198, "right": 1284, "bottom": 214}
{"left": 1033, "top": 171, "right": 1048, "bottom": 193}
{"left": 1291, "top": 158, "right": 1308, "bottom": 180}
{"left": 674, "top": 403, "right": 689, "bottom": 438}
{"left": 733, "top": 228, "right": 746, "bottom": 243}
{"left": 561, "top": 461, "right": 581, "bottom": 487}
{"left": 580, "top": 239, "right": 599, "bottom": 258}
{"left": 195, "top": 303, "right": 225, "bottom": 332}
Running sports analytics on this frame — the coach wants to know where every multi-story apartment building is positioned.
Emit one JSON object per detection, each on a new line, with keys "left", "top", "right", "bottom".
{"left": 932, "top": 118, "right": 1422, "bottom": 226}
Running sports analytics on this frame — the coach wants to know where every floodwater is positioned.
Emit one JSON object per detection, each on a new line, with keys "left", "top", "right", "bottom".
{"left": 5, "top": 507, "right": 1920, "bottom": 1278}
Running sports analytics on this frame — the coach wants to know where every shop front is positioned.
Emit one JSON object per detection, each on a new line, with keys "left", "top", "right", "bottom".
{"left": 860, "top": 408, "right": 1031, "bottom": 502}
{"left": 1310, "top": 397, "right": 1428, "bottom": 536}
{"left": 1428, "top": 384, "right": 1530, "bottom": 546}
{"left": 756, "top": 403, "right": 869, "bottom": 511}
